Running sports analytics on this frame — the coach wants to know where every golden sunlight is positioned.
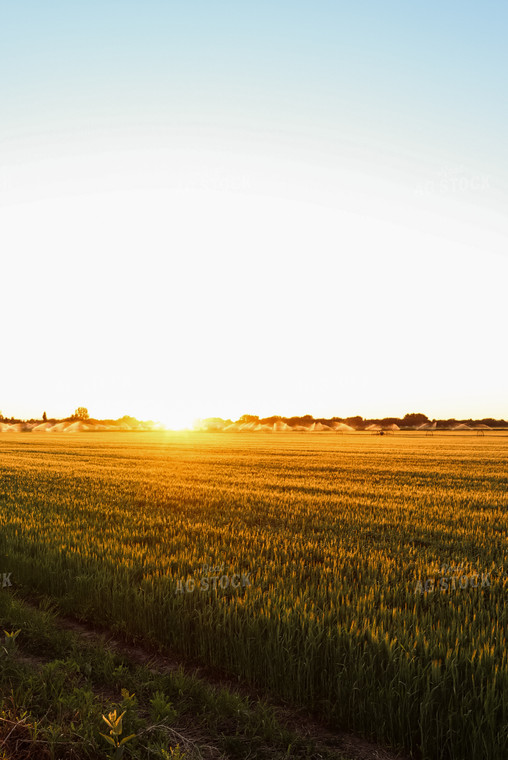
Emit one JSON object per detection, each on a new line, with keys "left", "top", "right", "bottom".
{"left": 159, "top": 410, "right": 198, "bottom": 431}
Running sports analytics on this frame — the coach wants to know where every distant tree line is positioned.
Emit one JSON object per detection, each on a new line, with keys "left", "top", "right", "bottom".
{"left": 1, "top": 409, "right": 507, "bottom": 429}
{"left": 204, "top": 412, "right": 508, "bottom": 429}
{"left": 0, "top": 408, "right": 155, "bottom": 427}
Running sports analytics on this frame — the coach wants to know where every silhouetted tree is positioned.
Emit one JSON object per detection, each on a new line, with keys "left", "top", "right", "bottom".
{"left": 402, "top": 412, "right": 429, "bottom": 427}
{"left": 42, "top": 411, "right": 47, "bottom": 422}
{"left": 346, "top": 416, "right": 363, "bottom": 427}
{"left": 238, "top": 414, "right": 259, "bottom": 424}
{"left": 260, "top": 415, "right": 283, "bottom": 425}
{"left": 74, "top": 407, "right": 89, "bottom": 421}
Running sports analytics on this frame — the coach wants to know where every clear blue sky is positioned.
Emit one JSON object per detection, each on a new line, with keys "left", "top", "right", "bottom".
{"left": 4, "top": 1, "right": 507, "bottom": 155}
{"left": 1, "top": 2, "right": 507, "bottom": 423}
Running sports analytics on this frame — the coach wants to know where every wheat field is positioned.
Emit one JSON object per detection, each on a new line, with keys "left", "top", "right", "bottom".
{"left": 0, "top": 431, "right": 507, "bottom": 759}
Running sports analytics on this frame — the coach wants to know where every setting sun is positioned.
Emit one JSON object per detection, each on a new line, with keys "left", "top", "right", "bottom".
{"left": 158, "top": 411, "right": 198, "bottom": 431}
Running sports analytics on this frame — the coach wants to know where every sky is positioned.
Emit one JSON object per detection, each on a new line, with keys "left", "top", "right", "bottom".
{"left": 1, "top": 1, "right": 507, "bottom": 426}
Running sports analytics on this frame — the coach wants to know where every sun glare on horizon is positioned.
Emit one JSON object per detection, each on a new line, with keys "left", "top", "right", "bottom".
{"left": 159, "top": 411, "right": 199, "bottom": 431}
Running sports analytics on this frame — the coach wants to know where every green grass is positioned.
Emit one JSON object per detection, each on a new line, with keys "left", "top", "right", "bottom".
{"left": 0, "top": 591, "right": 339, "bottom": 759}
{"left": 0, "top": 431, "right": 507, "bottom": 759}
